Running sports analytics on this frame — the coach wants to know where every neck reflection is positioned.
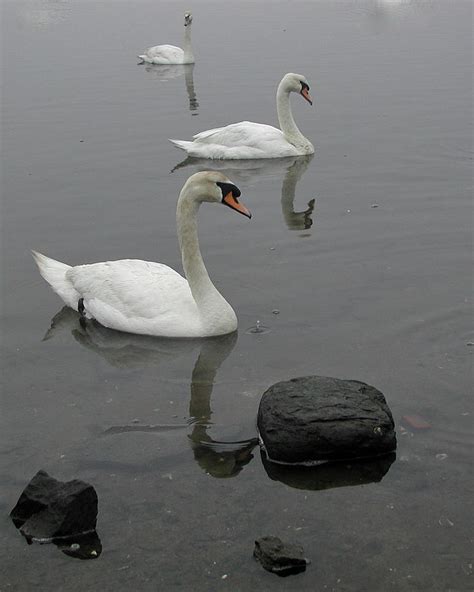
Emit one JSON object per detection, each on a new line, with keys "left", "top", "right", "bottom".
{"left": 171, "top": 153, "right": 316, "bottom": 231}
{"left": 143, "top": 63, "right": 199, "bottom": 114}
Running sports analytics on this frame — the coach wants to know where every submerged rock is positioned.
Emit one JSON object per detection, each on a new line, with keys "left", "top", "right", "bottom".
{"left": 254, "top": 536, "right": 308, "bottom": 576}
{"left": 10, "top": 470, "right": 98, "bottom": 541}
{"left": 258, "top": 375, "right": 396, "bottom": 465}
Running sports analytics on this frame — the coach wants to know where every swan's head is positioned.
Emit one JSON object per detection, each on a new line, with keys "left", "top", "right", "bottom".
{"left": 282, "top": 73, "right": 313, "bottom": 105}
{"left": 184, "top": 12, "right": 193, "bottom": 27}
{"left": 183, "top": 171, "right": 252, "bottom": 218}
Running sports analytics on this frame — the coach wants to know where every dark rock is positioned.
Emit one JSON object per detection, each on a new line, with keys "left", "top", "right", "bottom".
{"left": 254, "top": 536, "right": 308, "bottom": 576}
{"left": 258, "top": 375, "right": 396, "bottom": 464}
{"left": 10, "top": 470, "right": 98, "bottom": 541}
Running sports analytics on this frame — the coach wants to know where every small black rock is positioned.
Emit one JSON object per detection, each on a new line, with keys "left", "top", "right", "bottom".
{"left": 254, "top": 536, "right": 308, "bottom": 576}
{"left": 258, "top": 375, "right": 396, "bottom": 465}
{"left": 10, "top": 470, "right": 98, "bottom": 541}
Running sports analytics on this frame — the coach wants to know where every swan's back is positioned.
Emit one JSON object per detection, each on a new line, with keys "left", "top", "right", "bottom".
{"left": 140, "top": 44, "right": 185, "bottom": 64}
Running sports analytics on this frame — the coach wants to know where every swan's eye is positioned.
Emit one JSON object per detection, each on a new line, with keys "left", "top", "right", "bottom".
{"left": 216, "top": 181, "right": 241, "bottom": 200}
{"left": 301, "top": 81, "right": 310, "bottom": 91}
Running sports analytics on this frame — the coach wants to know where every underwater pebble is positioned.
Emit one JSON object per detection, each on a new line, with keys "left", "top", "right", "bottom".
{"left": 70, "top": 543, "right": 80, "bottom": 551}
{"left": 401, "top": 415, "right": 431, "bottom": 430}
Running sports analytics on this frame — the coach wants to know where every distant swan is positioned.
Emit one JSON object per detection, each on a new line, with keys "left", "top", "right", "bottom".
{"left": 32, "top": 172, "right": 251, "bottom": 338}
{"left": 169, "top": 73, "right": 314, "bottom": 159}
{"left": 138, "top": 12, "right": 195, "bottom": 65}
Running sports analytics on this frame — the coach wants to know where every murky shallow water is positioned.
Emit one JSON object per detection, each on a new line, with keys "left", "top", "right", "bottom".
{"left": 1, "top": 0, "right": 472, "bottom": 590}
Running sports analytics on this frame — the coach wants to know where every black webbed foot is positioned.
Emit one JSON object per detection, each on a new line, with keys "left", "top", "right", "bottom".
{"left": 78, "top": 298, "right": 86, "bottom": 317}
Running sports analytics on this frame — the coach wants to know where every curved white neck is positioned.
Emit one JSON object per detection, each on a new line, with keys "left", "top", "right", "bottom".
{"left": 176, "top": 189, "right": 233, "bottom": 329}
{"left": 183, "top": 24, "right": 194, "bottom": 63}
{"left": 276, "top": 82, "right": 311, "bottom": 150}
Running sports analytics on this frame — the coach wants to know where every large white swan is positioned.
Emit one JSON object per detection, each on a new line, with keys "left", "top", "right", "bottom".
{"left": 138, "top": 12, "right": 195, "bottom": 65}
{"left": 32, "top": 172, "right": 251, "bottom": 338}
{"left": 169, "top": 73, "right": 314, "bottom": 159}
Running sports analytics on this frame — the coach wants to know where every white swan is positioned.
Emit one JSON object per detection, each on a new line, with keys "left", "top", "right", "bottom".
{"left": 32, "top": 172, "right": 251, "bottom": 338}
{"left": 138, "top": 12, "right": 195, "bottom": 65}
{"left": 169, "top": 73, "right": 314, "bottom": 159}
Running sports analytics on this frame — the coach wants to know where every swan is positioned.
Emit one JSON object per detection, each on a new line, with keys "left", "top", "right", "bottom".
{"left": 32, "top": 172, "right": 251, "bottom": 338}
{"left": 138, "top": 12, "right": 195, "bottom": 65}
{"left": 169, "top": 73, "right": 314, "bottom": 159}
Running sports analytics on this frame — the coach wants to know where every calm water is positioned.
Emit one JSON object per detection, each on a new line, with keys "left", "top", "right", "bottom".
{"left": 1, "top": 0, "right": 472, "bottom": 590}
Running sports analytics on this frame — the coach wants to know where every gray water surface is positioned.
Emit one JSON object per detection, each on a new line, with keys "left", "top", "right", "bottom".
{"left": 1, "top": 1, "right": 472, "bottom": 590}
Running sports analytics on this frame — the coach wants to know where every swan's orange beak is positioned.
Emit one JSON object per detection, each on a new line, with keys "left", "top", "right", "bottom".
{"left": 300, "top": 87, "right": 313, "bottom": 105}
{"left": 223, "top": 192, "right": 252, "bottom": 219}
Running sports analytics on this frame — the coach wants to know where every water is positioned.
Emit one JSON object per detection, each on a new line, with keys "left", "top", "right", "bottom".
{"left": 1, "top": 0, "right": 472, "bottom": 590}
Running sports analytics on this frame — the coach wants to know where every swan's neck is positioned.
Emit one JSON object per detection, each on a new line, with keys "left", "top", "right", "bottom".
{"left": 276, "top": 83, "right": 312, "bottom": 152}
{"left": 176, "top": 190, "right": 235, "bottom": 331}
{"left": 183, "top": 24, "right": 194, "bottom": 63}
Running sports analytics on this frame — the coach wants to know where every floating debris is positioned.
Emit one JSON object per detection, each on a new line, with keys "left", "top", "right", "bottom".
{"left": 272, "top": 309, "right": 280, "bottom": 315}
{"left": 371, "top": 203, "right": 379, "bottom": 208}
{"left": 438, "top": 516, "right": 454, "bottom": 527}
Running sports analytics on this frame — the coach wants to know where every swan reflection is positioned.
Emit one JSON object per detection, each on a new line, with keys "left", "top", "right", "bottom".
{"left": 172, "top": 154, "right": 316, "bottom": 231}
{"left": 44, "top": 308, "right": 257, "bottom": 477}
{"left": 142, "top": 63, "right": 199, "bottom": 114}
{"left": 15, "top": 0, "right": 69, "bottom": 30}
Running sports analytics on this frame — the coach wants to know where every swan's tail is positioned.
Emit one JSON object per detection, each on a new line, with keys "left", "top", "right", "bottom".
{"left": 137, "top": 55, "right": 146, "bottom": 64}
{"left": 169, "top": 139, "right": 192, "bottom": 153}
{"left": 32, "top": 250, "right": 80, "bottom": 309}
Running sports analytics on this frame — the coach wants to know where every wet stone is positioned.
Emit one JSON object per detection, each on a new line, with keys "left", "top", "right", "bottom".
{"left": 254, "top": 536, "right": 308, "bottom": 576}
{"left": 10, "top": 470, "right": 98, "bottom": 541}
{"left": 258, "top": 375, "right": 397, "bottom": 464}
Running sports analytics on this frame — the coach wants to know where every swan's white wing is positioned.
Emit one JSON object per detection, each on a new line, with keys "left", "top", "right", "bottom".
{"left": 192, "top": 122, "right": 284, "bottom": 147}
{"left": 66, "top": 259, "right": 198, "bottom": 335}
{"left": 170, "top": 121, "right": 300, "bottom": 159}
{"left": 143, "top": 44, "right": 184, "bottom": 64}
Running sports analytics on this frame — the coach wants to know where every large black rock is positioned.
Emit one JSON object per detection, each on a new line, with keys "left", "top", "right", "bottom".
{"left": 254, "top": 536, "right": 308, "bottom": 576}
{"left": 258, "top": 376, "right": 396, "bottom": 465}
{"left": 10, "top": 470, "right": 98, "bottom": 541}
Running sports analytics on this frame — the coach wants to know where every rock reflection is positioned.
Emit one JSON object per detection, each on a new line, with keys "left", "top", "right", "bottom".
{"left": 143, "top": 63, "right": 199, "bottom": 114}
{"left": 44, "top": 308, "right": 257, "bottom": 476}
{"left": 171, "top": 154, "right": 316, "bottom": 232}
{"left": 261, "top": 451, "right": 396, "bottom": 491}
{"left": 55, "top": 530, "right": 102, "bottom": 560}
